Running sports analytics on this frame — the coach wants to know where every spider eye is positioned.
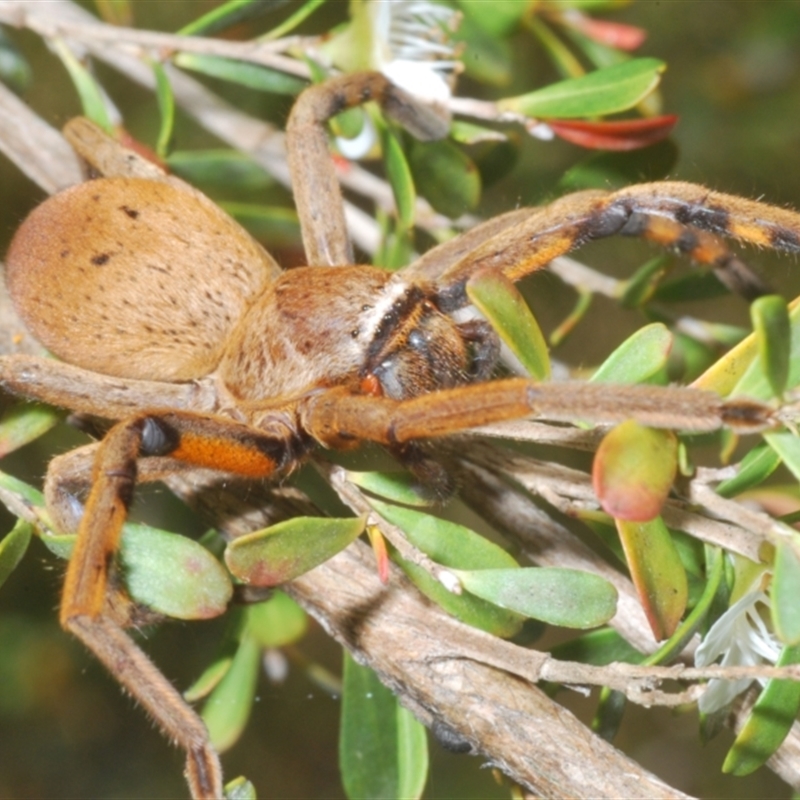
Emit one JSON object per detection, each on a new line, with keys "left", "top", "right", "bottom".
{"left": 407, "top": 330, "right": 427, "bottom": 350}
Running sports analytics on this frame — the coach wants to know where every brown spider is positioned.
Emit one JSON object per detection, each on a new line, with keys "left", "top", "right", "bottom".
{"left": 3, "top": 71, "right": 799, "bottom": 798}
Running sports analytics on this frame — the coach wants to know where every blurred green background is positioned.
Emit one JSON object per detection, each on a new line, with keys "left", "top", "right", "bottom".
{"left": 1, "top": 2, "right": 800, "bottom": 798}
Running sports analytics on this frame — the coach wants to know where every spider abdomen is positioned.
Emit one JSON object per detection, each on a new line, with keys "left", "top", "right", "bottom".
{"left": 6, "top": 176, "right": 279, "bottom": 382}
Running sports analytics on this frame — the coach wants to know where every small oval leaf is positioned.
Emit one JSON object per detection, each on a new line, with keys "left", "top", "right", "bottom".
{"left": 347, "top": 471, "right": 435, "bottom": 507}
{"left": 594, "top": 421, "right": 677, "bottom": 521}
{"left": 497, "top": 58, "right": 665, "bottom": 119}
{"left": 225, "top": 516, "right": 365, "bottom": 586}
{"left": 121, "top": 523, "right": 233, "bottom": 619}
{"left": 370, "top": 500, "right": 523, "bottom": 636}
{"left": 590, "top": 322, "right": 673, "bottom": 385}
{"left": 174, "top": 52, "right": 306, "bottom": 95}
{"left": 456, "top": 567, "right": 618, "bottom": 629}
{"left": 616, "top": 517, "right": 688, "bottom": 641}
{"left": 466, "top": 269, "right": 550, "bottom": 380}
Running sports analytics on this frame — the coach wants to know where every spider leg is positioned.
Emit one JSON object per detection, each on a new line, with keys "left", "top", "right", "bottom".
{"left": 53, "top": 410, "right": 306, "bottom": 800}
{"left": 433, "top": 182, "right": 800, "bottom": 306}
{"left": 286, "top": 71, "right": 449, "bottom": 267}
{"left": 301, "top": 378, "right": 774, "bottom": 453}
{"left": 0, "top": 354, "right": 216, "bottom": 418}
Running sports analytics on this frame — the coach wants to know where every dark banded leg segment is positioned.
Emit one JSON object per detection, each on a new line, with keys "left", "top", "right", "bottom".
{"left": 438, "top": 181, "right": 800, "bottom": 301}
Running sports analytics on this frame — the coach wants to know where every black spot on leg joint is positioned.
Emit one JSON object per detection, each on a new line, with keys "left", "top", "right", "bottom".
{"left": 139, "top": 417, "right": 179, "bottom": 457}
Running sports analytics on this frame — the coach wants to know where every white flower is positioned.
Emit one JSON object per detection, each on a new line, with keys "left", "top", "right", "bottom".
{"left": 695, "top": 591, "right": 781, "bottom": 714}
{"left": 369, "top": 0, "right": 462, "bottom": 104}
{"left": 323, "top": 0, "right": 462, "bottom": 157}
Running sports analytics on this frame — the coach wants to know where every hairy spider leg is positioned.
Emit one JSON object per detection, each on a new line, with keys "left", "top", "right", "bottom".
{"left": 300, "top": 378, "right": 773, "bottom": 453}
{"left": 56, "top": 410, "right": 305, "bottom": 800}
{"left": 429, "top": 182, "right": 800, "bottom": 309}
{"left": 286, "top": 71, "right": 449, "bottom": 267}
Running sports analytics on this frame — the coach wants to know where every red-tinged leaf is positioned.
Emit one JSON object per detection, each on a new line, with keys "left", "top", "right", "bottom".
{"left": 225, "top": 516, "right": 365, "bottom": 586}
{"left": 548, "top": 115, "right": 678, "bottom": 151}
{"left": 562, "top": 14, "right": 647, "bottom": 51}
{"left": 367, "top": 524, "right": 391, "bottom": 584}
{"left": 593, "top": 421, "right": 678, "bottom": 521}
{"left": 616, "top": 517, "right": 688, "bottom": 641}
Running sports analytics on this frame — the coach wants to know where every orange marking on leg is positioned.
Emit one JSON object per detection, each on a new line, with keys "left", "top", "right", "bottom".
{"left": 505, "top": 235, "right": 576, "bottom": 281}
{"left": 727, "top": 221, "right": 772, "bottom": 247}
{"left": 171, "top": 432, "right": 277, "bottom": 477}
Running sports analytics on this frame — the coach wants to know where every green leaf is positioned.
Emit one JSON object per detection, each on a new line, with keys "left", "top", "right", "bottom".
{"left": 221, "top": 203, "right": 300, "bottom": 248}
{"left": 0, "top": 26, "right": 32, "bottom": 93}
{"left": 178, "top": 0, "right": 273, "bottom": 36}
{"left": 224, "top": 776, "right": 258, "bottom": 800}
{"left": 121, "top": 523, "right": 233, "bottom": 619}
{"left": 619, "top": 256, "right": 670, "bottom": 309}
{"left": 466, "top": 269, "right": 550, "bottom": 380}
{"left": 202, "top": 634, "right": 261, "bottom": 753}
{"left": 340, "top": 652, "right": 428, "bottom": 800}
{"left": 454, "top": 13, "right": 513, "bottom": 86}
{"left": 449, "top": 121, "right": 506, "bottom": 145}
{"left": 764, "top": 432, "right": 800, "bottom": 486}
{"left": 52, "top": 38, "right": 112, "bottom": 132}
{"left": 751, "top": 295, "right": 791, "bottom": 399}
{"left": 726, "top": 295, "right": 800, "bottom": 400}
{"left": 184, "top": 654, "right": 235, "bottom": 704}
{"left": 381, "top": 124, "right": 416, "bottom": 230}
{"left": 653, "top": 271, "right": 732, "bottom": 304}
{"left": 643, "top": 545, "right": 725, "bottom": 666}
{"left": 455, "top": 567, "right": 617, "bottom": 629}
{"left": 497, "top": 59, "right": 666, "bottom": 119}
{"left": 167, "top": 150, "right": 276, "bottom": 191}
{"left": 616, "top": 517, "right": 688, "bottom": 641}
{"left": 550, "top": 627, "right": 643, "bottom": 666}
{"left": 151, "top": 59, "right": 175, "bottom": 159}
{"left": 225, "top": 516, "right": 365, "bottom": 586}
{"left": 717, "top": 442, "right": 782, "bottom": 498}
{"left": 0, "top": 519, "right": 33, "bottom": 590}
{"left": 723, "top": 644, "right": 800, "bottom": 775}
{"left": 456, "top": 0, "right": 527, "bottom": 37}
{"left": 590, "top": 323, "right": 673, "bottom": 385}
{"left": 409, "top": 139, "right": 481, "bottom": 219}
{"left": 347, "top": 471, "right": 435, "bottom": 507}
{"left": 370, "top": 500, "right": 523, "bottom": 637}
{"left": 245, "top": 591, "right": 308, "bottom": 648}
{"left": 173, "top": 53, "right": 306, "bottom": 95}
{"left": 260, "top": 0, "right": 326, "bottom": 40}
{"left": 772, "top": 536, "right": 800, "bottom": 645}
{"left": 0, "top": 402, "right": 61, "bottom": 458}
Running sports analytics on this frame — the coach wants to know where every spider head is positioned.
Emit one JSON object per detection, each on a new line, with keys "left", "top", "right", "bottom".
{"left": 361, "top": 281, "right": 471, "bottom": 400}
